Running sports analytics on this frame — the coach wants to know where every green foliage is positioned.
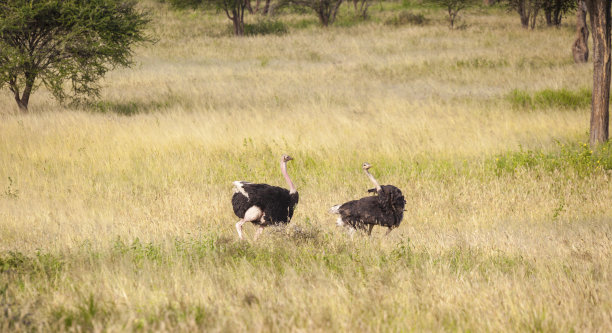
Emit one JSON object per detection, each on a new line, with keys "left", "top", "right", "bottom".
{"left": 384, "top": 11, "right": 429, "bottom": 26}
{"left": 112, "top": 237, "right": 164, "bottom": 266}
{"left": 507, "top": 88, "right": 592, "bottom": 110}
{"left": 423, "top": 0, "right": 477, "bottom": 28}
{"left": 0, "top": 0, "right": 152, "bottom": 110}
{"left": 489, "top": 141, "right": 612, "bottom": 176}
{"left": 51, "top": 294, "right": 112, "bottom": 331}
{"left": 455, "top": 58, "right": 509, "bottom": 69}
{"left": 0, "top": 251, "right": 64, "bottom": 282}
{"left": 244, "top": 19, "right": 288, "bottom": 36}
{"left": 166, "top": 0, "right": 248, "bottom": 35}
{"left": 289, "top": 0, "right": 345, "bottom": 26}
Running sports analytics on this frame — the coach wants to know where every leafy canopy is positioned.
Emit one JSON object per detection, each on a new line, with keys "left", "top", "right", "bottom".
{"left": 0, "top": 0, "right": 151, "bottom": 110}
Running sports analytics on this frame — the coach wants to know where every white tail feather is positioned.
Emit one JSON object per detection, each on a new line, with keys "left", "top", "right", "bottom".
{"left": 232, "top": 181, "right": 251, "bottom": 198}
{"left": 329, "top": 205, "right": 341, "bottom": 214}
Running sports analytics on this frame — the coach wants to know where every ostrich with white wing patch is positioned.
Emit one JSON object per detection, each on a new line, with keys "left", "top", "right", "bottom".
{"left": 231, "top": 154, "right": 299, "bottom": 240}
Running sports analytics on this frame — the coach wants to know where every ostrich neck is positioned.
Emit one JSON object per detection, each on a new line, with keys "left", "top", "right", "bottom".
{"left": 281, "top": 161, "right": 297, "bottom": 194}
{"left": 364, "top": 169, "right": 382, "bottom": 192}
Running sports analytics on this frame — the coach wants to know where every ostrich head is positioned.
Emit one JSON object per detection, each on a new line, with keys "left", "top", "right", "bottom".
{"left": 281, "top": 154, "right": 296, "bottom": 193}
{"left": 362, "top": 162, "right": 381, "bottom": 192}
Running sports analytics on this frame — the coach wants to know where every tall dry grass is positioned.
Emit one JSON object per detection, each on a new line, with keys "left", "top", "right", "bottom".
{"left": 0, "top": 2, "right": 610, "bottom": 331}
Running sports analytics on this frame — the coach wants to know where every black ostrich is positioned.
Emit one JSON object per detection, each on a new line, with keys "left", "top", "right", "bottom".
{"left": 330, "top": 162, "right": 406, "bottom": 236}
{"left": 232, "top": 154, "right": 299, "bottom": 240}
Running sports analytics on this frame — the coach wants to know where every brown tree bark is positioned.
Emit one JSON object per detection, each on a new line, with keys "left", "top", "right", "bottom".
{"left": 573, "top": 0, "right": 589, "bottom": 63}
{"left": 8, "top": 76, "right": 33, "bottom": 112}
{"left": 263, "top": 0, "right": 271, "bottom": 14}
{"left": 224, "top": 5, "right": 246, "bottom": 36}
{"left": 585, "top": 0, "right": 611, "bottom": 145}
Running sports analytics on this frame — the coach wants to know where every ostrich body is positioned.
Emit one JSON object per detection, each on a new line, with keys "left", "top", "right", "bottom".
{"left": 330, "top": 163, "right": 405, "bottom": 236}
{"left": 232, "top": 154, "right": 299, "bottom": 240}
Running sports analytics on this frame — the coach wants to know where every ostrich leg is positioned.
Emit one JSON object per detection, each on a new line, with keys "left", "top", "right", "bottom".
{"left": 254, "top": 226, "right": 265, "bottom": 240}
{"left": 236, "top": 220, "right": 246, "bottom": 240}
{"left": 236, "top": 206, "right": 264, "bottom": 240}
{"left": 385, "top": 227, "right": 393, "bottom": 236}
{"left": 367, "top": 224, "right": 374, "bottom": 236}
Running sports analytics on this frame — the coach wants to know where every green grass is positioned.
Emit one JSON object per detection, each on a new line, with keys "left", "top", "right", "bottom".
{"left": 507, "top": 88, "right": 592, "bottom": 110}
{"left": 384, "top": 10, "right": 429, "bottom": 26}
{"left": 489, "top": 141, "right": 612, "bottom": 176}
{"left": 245, "top": 19, "right": 289, "bottom": 36}
{"left": 0, "top": 233, "right": 543, "bottom": 330}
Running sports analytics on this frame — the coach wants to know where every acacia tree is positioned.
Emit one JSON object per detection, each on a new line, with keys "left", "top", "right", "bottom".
{"left": 542, "top": 0, "right": 575, "bottom": 26}
{"left": 351, "top": 0, "right": 372, "bottom": 19}
{"left": 0, "top": 0, "right": 151, "bottom": 112}
{"left": 427, "top": 0, "right": 476, "bottom": 29}
{"left": 585, "top": 0, "right": 611, "bottom": 145}
{"left": 506, "top": 0, "right": 543, "bottom": 29}
{"left": 289, "top": 0, "right": 344, "bottom": 26}
{"left": 169, "top": 0, "right": 247, "bottom": 35}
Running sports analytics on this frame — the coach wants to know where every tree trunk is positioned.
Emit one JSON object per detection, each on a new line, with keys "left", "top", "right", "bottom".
{"left": 263, "top": 0, "right": 271, "bottom": 14}
{"left": 318, "top": 9, "right": 329, "bottom": 26}
{"left": 449, "top": 7, "right": 457, "bottom": 29}
{"left": 14, "top": 94, "right": 28, "bottom": 112}
{"left": 553, "top": 5, "right": 562, "bottom": 25}
{"left": 586, "top": 0, "right": 611, "bottom": 145}
{"left": 230, "top": 4, "right": 245, "bottom": 36}
{"left": 529, "top": 7, "right": 539, "bottom": 29}
{"left": 9, "top": 78, "right": 33, "bottom": 112}
{"left": 545, "top": 8, "right": 553, "bottom": 26}
{"left": 573, "top": 0, "right": 589, "bottom": 63}
{"left": 519, "top": 1, "right": 529, "bottom": 28}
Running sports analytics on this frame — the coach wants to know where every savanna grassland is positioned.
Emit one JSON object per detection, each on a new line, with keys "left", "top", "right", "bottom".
{"left": 1, "top": 1, "right": 611, "bottom": 331}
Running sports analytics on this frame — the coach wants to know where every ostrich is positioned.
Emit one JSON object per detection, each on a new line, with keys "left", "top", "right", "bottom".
{"left": 330, "top": 162, "right": 406, "bottom": 236}
{"left": 232, "top": 154, "right": 299, "bottom": 240}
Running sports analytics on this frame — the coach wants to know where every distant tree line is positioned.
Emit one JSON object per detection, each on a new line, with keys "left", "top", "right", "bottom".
{"left": 504, "top": 0, "right": 576, "bottom": 29}
{"left": 1, "top": 0, "right": 610, "bottom": 147}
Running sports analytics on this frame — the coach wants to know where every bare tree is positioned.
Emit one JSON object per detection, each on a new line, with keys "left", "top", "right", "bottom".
{"left": 290, "top": 0, "right": 344, "bottom": 26}
{"left": 585, "top": 0, "right": 611, "bottom": 145}
{"left": 573, "top": 0, "right": 589, "bottom": 63}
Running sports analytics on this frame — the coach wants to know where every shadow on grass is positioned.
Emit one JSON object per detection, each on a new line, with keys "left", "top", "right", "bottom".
{"left": 86, "top": 93, "right": 188, "bottom": 116}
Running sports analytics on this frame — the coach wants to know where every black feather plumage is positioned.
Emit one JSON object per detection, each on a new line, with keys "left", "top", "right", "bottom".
{"left": 232, "top": 182, "right": 299, "bottom": 225}
{"left": 336, "top": 185, "right": 406, "bottom": 231}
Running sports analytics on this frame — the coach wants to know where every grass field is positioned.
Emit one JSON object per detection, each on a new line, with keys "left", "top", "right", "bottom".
{"left": 1, "top": 1, "right": 611, "bottom": 331}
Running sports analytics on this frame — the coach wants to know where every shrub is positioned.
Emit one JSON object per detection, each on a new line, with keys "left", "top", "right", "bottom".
{"left": 384, "top": 11, "right": 429, "bottom": 26}
{"left": 245, "top": 19, "right": 288, "bottom": 36}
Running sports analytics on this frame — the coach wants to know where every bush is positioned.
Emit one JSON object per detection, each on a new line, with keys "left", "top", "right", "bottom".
{"left": 384, "top": 11, "right": 429, "bottom": 26}
{"left": 244, "top": 19, "right": 288, "bottom": 36}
